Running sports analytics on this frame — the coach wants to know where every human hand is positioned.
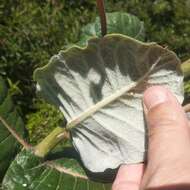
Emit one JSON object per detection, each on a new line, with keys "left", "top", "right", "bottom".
{"left": 112, "top": 86, "right": 190, "bottom": 190}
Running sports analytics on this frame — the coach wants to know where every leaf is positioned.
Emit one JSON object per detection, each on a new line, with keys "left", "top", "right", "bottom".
{"left": 0, "top": 77, "right": 26, "bottom": 181}
{"left": 34, "top": 34, "right": 184, "bottom": 173}
{"left": 2, "top": 149, "right": 111, "bottom": 190}
{"left": 77, "top": 12, "right": 145, "bottom": 47}
{"left": 181, "top": 58, "right": 190, "bottom": 78}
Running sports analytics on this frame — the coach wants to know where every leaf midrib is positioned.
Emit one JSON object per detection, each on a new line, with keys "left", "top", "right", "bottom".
{"left": 65, "top": 57, "right": 160, "bottom": 130}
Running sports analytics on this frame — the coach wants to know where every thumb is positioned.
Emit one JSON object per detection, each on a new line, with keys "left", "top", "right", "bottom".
{"left": 142, "top": 86, "right": 190, "bottom": 184}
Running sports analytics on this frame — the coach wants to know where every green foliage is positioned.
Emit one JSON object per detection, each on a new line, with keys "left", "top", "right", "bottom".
{"left": 0, "top": 0, "right": 96, "bottom": 114}
{"left": 105, "top": 0, "right": 190, "bottom": 60}
{"left": 185, "top": 78, "right": 190, "bottom": 101}
{"left": 0, "top": 0, "right": 96, "bottom": 143}
{"left": 2, "top": 149, "right": 111, "bottom": 189}
{"left": 185, "top": 82, "right": 190, "bottom": 95}
{"left": 26, "top": 99, "right": 64, "bottom": 144}
{"left": 0, "top": 77, "right": 26, "bottom": 181}
{"left": 76, "top": 12, "right": 145, "bottom": 47}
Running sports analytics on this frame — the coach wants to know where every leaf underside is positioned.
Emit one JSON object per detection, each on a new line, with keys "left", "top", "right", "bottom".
{"left": 2, "top": 150, "right": 111, "bottom": 190}
{"left": 0, "top": 77, "right": 25, "bottom": 181}
{"left": 34, "top": 34, "right": 184, "bottom": 173}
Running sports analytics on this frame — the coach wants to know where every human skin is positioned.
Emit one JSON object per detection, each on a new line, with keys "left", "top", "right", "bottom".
{"left": 112, "top": 86, "right": 190, "bottom": 190}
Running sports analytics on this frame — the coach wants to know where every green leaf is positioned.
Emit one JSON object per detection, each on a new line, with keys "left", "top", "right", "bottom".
{"left": 0, "top": 77, "right": 26, "bottom": 181}
{"left": 2, "top": 150, "right": 111, "bottom": 190}
{"left": 34, "top": 34, "right": 183, "bottom": 173}
{"left": 181, "top": 59, "right": 190, "bottom": 78}
{"left": 77, "top": 12, "right": 145, "bottom": 47}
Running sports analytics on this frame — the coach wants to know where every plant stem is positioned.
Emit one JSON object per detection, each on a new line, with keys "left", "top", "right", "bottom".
{"left": 0, "top": 115, "right": 31, "bottom": 150}
{"left": 34, "top": 127, "right": 69, "bottom": 157}
{"left": 181, "top": 59, "right": 190, "bottom": 78}
{"left": 96, "top": 0, "right": 107, "bottom": 36}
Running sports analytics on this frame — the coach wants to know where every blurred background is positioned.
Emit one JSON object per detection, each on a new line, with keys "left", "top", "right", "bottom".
{"left": 0, "top": 0, "right": 190, "bottom": 144}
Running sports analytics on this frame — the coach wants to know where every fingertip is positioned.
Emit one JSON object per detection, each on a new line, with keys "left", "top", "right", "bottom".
{"left": 112, "top": 164, "right": 144, "bottom": 190}
{"left": 143, "top": 86, "right": 170, "bottom": 111}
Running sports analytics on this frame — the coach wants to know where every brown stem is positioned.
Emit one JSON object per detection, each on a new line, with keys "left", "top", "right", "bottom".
{"left": 96, "top": 0, "right": 107, "bottom": 36}
{"left": 0, "top": 115, "right": 31, "bottom": 150}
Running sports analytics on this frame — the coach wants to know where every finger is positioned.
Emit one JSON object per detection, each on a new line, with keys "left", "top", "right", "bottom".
{"left": 112, "top": 163, "right": 144, "bottom": 190}
{"left": 143, "top": 86, "right": 190, "bottom": 169}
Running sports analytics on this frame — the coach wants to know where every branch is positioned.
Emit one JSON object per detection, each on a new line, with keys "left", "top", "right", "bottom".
{"left": 96, "top": 0, "right": 107, "bottom": 36}
{"left": 0, "top": 115, "right": 31, "bottom": 150}
{"left": 34, "top": 127, "right": 70, "bottom": 157}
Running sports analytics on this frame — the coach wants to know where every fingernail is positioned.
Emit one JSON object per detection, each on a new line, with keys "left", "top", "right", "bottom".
{"left": 143, "top": 86, "right": 169, "bottom": 111}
